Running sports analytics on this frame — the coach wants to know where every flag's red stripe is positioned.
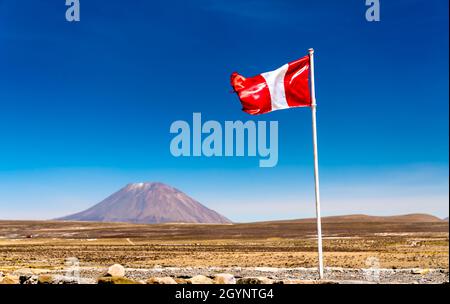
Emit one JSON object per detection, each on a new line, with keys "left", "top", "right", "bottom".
{"left": 231, "top": 73, "right": 272, "bottom": 115}
{"left": 231, "top": 54, "right": 311, "bottom": 115}
{"left": 284, "top": 56, "right": 312, "bottom": 108}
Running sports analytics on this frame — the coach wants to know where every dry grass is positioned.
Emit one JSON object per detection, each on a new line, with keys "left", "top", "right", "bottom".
{"left": 0, "top": 220, "right": 448, "bottom": 271}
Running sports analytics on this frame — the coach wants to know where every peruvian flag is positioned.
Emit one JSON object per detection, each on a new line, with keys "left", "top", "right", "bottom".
{"left": 231, "top": 55, "right": 312, "bottom": 115}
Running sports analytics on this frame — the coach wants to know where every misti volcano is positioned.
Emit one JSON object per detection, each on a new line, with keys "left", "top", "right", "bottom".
{"left": 57, "top": 182, "right": 231, "bottom": 224}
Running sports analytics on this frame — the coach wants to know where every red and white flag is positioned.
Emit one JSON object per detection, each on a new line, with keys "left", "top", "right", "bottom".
{"left": 231, "top": 55, "right": 312, "bottom": 115}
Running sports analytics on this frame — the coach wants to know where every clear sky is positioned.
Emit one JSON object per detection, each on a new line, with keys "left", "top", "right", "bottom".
{"left": 0, "top": 0, "right": 448, "bottom": 221}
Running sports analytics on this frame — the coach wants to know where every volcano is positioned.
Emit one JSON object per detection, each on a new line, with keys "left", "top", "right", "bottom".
{"left": 57, "top": 182, "right": 231, "bottom": 224}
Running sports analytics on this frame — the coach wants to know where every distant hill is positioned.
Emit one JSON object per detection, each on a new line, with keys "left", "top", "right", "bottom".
{"left": 57, "top": 182, "right": 231, "bottom": 224}
{"left": 321, "top": 214, "right": 444, "bottom": 223}
{"left": 254, "top": 213, "right": 445, "bottom": 224}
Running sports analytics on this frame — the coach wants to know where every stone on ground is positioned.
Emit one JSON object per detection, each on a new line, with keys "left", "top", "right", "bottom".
{"left": 174, "top": 278, "right": 192, "bottom": 284}
{"left": 146, "top": 277, "right": 177, "bottom": 284}
{"left": 0, "top": 274, "right": 20, "bottom": 284}
{"left": 97, "top": 276, "right": 140, "bottom": 284}
{"left": 213, "top": 273, "right": 236, "bottom": 284}
{"left": 188, "top": 275, "right": 214, "bottom": 284}
{"left": 105, "top": 264, "right": 126, "bottom": 277}
{"left": 411, "top": 269, "right": 430, "bottom": 275}
{"left": 237, "top": 277, "right": 273, "bottom": 284}
{"left": 37, "top": 275, "right": 54, "bottom": 284}
{"left": 20, "top": 275, "right": 38, "bottom": 284}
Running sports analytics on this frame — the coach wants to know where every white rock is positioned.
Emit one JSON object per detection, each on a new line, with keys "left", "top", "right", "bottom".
{"left": 106, "top": 264, "right": 126, "bottom": 277}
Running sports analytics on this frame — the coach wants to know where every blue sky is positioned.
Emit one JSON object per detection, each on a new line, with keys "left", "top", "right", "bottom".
{"left": 0, "top": 0, "right": 448, "bottom": 221}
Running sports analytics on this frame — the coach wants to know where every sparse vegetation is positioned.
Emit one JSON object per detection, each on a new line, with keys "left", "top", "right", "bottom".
{"left": 0, "top": 219, "right": 447, "bottom": 271}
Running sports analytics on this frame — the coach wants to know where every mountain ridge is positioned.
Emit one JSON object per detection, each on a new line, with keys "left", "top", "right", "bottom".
{"left": 250, "top": 213, "right": 445, "bottom": 224}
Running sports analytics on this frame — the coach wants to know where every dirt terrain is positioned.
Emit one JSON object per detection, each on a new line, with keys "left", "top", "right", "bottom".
{"left": 0, "top": 215, "right": 449, "bottom": 283}
{"left": 0, "top": 215, "right": 448, "bottom": 283}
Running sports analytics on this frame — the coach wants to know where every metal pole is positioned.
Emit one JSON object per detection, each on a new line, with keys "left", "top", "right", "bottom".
{"left": 308, "top": 48, "right": 324, "bottom": 279}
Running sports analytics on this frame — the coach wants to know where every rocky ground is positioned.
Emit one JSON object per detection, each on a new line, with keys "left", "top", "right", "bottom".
{"left": 1, "top": 265, "right": 448, "bottom": 284}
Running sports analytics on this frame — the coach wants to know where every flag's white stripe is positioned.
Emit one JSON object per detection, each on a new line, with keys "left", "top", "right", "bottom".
{"left": 261, "top": 64, "right": 289, "bottom": 110}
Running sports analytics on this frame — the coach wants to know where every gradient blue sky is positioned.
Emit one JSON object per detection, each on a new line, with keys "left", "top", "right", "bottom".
{"left": 0, "top": 0, "right": 448, "bottom": 221}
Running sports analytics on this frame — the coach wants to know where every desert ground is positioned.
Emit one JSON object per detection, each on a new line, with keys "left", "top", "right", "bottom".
{"left": 0, "top": 215, "right": 448, "bottom": 284}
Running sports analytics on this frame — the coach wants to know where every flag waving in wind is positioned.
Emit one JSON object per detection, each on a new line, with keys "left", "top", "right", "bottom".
{"left": 231, "top": 55, "right": 312, "bottom": 115}
{"left": 229, "top": 49, "right": 325, "bottom": 279}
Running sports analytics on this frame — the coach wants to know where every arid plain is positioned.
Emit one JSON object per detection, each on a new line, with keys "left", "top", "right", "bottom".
{"left": 0, "top": 214, "right": 448, "bottom": 284}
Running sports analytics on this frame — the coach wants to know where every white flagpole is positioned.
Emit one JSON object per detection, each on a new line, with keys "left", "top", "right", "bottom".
{"left": 308, "top": 48, "right": 324, "bottom": 279}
